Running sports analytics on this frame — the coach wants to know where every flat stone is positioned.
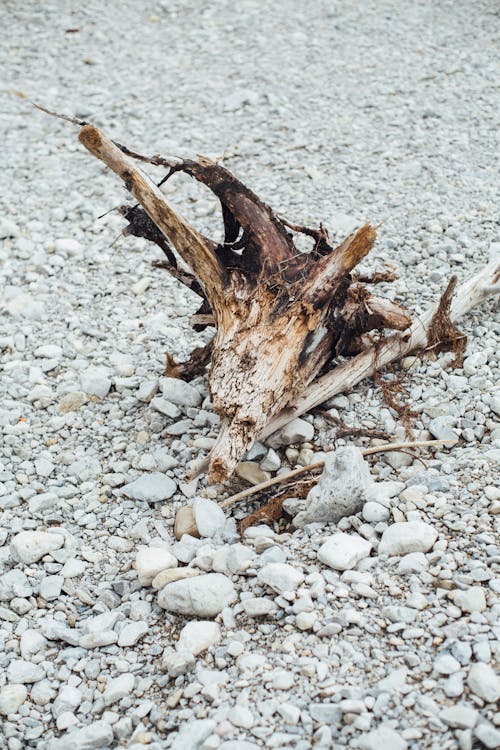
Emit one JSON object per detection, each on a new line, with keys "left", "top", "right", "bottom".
{"left": 135, "top": 546, "right": 178, "bottom": 586}
{"left": 39, "top": 575, "right": 64, "bottom": 600}
{"left": 379, "top": 522, "right": 438, "bottom": 556}
{"left": 241, "top": 597, "right": 277, "bottom": 617}
{"left": 318, "top": 532, "right": 372, "bottom": 571}
{"left": 7, "top": 660, "right": 46, "bottom": 683}
{"left": 294, "top": 447, "right": 373, "bottom": 527}
{"left": 440, "top": 704, "right": 479, "bottom": 729}
{"left": 158, "top": 573, "right": 236, "bottom": 617}
{"left": 467, "top": 662, "right": 500, "bottom": 703}
{"left": 103, "top": 673, "right": 135, "bottom": 705}
{"left": 475, "top": 721, "right": 500, "bottom": 749}
{"left": 46, "top": 720, "right": 113, "bottom": 750}
{"left": 177, "top": 621, "right": 221, "bottom": 655}
{"left": 170, "top": 719, "right": 215, "bottom": 750}
{"left": 159, "top": 377, "right": 202, "bottom": 407}
{"left": 267, "top": 417, "right": 314, "bottom": 447}
{"left": 80, "top": 367, "right": 111, "bottom": 398}
{"left": 122, "top": 473, "right": 177, "bottom": 503}
{"left": 10, "top": 530, "right": 64, "bottom": 564}
{"left": 79, "top": 631, "right": 118, "bottom": 649}
{"left": 192, "top": 497, "right": 226, "bottom": 537}
{"left": 358, "top": 726, "right": 408, "bottom": 750}
{"left": 0, "top": 684, "right": 28, "bottom": 715}
{"left": 258, "top": 563, "right": 304, "bottom": 594}
{"left": 117, "top": 621, "right": 148, "bottom": 647}
{"left": 452, "top": 586, "right": 487, "bottom": 613}
{"left": 150, "top": 396, "right": 181, "bottom": 419}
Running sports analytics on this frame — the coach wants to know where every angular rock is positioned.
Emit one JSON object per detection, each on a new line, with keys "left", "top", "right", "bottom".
{"left": 80, "top": 367, "right": 111, "bottom": 398}
{"left": 117, "top": 620, "right": 148, "bottom": 647}
{"left": 57, "top": 391, "right": 88, "bottom": 414}
{"left": 159, "top": 377, "right": 202, "bottom": 407}
{"left": 177, "top": 621, "right": 221, "bottom": 655}
{"left": 258, "top": 563, "right": 304, "bottom": 594}
{"left": 162, "top": 649, "right": 196, "bottom": 678}
{"left": 158, "top": 573, "right": 236, "bottom": 617}
{"left": 294, "top": 447, "right": 373, "bottom": 527}
{"left": 475, "top": 721, "right": 500, "bottom": 749}
{"left": 0, "top": 684, "right": 28, "bottom": 715}
{"left": 103, "top": 673, "right": 135, "bottom": 705}
{"left": 467, "top": 662, "right": 500, "bottom": 703}
{"left": 122, "top": 473, "right": 176, "bottom": 503}
{"left": 452, "top": 586, "right": 487, "bottom": 613}
{"left": 46, "top": 720, "right": 113, "bottom": 750}
{"left": 170, "top": 719, "right": 216, "bottom": 750}
{"left": 440, "top": 704, "right": 478, "bottom": 729}
{"left": 378, "top": 522, "right": 437, "bottom": 556}
{"left": 7, "top": 660, "right": 46, "bottom": 683}
{"left": 359, "top": 726, "right": 407, "bottom": 750}
{"left": 10, "top": 530, "right": 64, "bottom": 564}
{"left": 150, "top": 396, "right": 181, "bottom": 419}
{"left": 267, "top": 417, "right": 314, "bottom": 447}
{"left": 318, "top": 532, "right": 372, "bottom": 571}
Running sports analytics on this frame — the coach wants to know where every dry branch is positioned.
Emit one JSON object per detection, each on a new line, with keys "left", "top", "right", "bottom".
{"left": 40, "top": 108, "right": 498, "bottom": 485}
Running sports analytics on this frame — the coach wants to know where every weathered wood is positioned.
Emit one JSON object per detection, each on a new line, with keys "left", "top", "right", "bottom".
{"left": 75, "top": 120, "right": 499, "bottom": 484}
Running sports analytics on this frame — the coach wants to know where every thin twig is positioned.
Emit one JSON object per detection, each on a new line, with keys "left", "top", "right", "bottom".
{"left": 220, "top": 439, "right": 456, "bottom": 510}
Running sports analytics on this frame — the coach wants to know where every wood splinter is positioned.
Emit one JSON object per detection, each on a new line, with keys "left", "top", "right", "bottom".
{"left": 67, "top": 119, "right": 498, "bottom": 484}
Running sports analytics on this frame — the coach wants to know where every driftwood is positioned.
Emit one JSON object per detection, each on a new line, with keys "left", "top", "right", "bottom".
{"left": 49, "top": 114, "right": 498, "bottom": 484}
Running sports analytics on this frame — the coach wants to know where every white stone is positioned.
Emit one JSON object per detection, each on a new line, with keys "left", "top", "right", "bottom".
{"left": 34, "top": 344, "right": 62, "bottom": 358}
{"left": 228, "top": 705, "right": 254, "bottom": 728}
{"left": 434, "top": 654, "right": 461, "bottom": 675}
{"left": 267, "top": 417, "right": 314, "bottom": 447}
{"left": 318, "top": 532, "right": 372, "bottom": 571}
{"left": 136, "top": 379, "right": 158, "bottom": 402}
{"left": 6, "top": 293, "right": 45, "bottom": 319}
{"left": 79, "top": 631, "right": 118, "bottom": 649}
{"left": 467, "top": 663, "right": 500, "bottom": 703}
{"left": 258, "top": 563, "right": 304, "bottom": 594}
{"left": 135, "top": 546, "right": 178, "bottom": 586}
{"left": 158, "top": 573, "right": 236, "bottom": 617}
{"left": 80, "top": 367, "right": 111, "bottom": 398}
{"left": 60, "top": 558, "right": 86, "bottom": 578}
{"left": 7, "top": 660, "right": 46, "bottom": 683}
{"left": 294, "top": 447, "right": 373, "bottom": 527}
{"left": 440, "top": 705, "right": 479, "bottom": 729}
{"left": 397, "top": 552, "right": 428, "bottom": 574}
{"left": 39, "top": 575, "right": 63, "bottom": 600}
{"left": 241, "top": 597, "right": 277, "bottom": 617}
{"left": 362, "top": 501, "right": 390, "bottom": 523}
{"left": 159, "top": 377, "right": 202, "bottom": 407}
{"left": 452, "top": 587, "right": 487, "bottom": 613}
{"left": 118, "top": 620, "right": 148, "bottom": 647}
{"left": 150, "top": 396, "right": 181, "bottom": 418}
{"left": 123, "top": 472, "right": 176, "bottom": 502}
{"left": 0, "top": 684, "right": 28, "bottom": 715}
{"left": 170, "top": 719, "right": 216, "bottom": 750}
{"left": 260, "top": 448, "right": 281, "bottom": 472}
{"left": 379, "top": 522, "right": 438, "bottom": 556}
{"left": 34, "top": 457, "right": 55, "bottom": 477}
{"left": 428, "top": 417, "right": 459, "bottom": 443}
{"left": 20, "top": 629, "right": 47, "bottom": 658}
{"left": 46, "top": 720, "right": 114, "bottom": 750}
{"left": 162, "top": 649, "right": 196, "bottom": 678}
{"left": 226, "top": 543, "right": 256, "bottom": 574}
{"left": 296, "top": 611, "right": 317, "bottom": 630}
{"left": 54, "top": 238, "right": 82, "bottom": 256}
{"left": 359, "top": 726, "right": 408, "bottom": 750}
{"left": 475, "top": 721, "right": 500, "bottom": 749}
{"left": 103, "top": 673, "right": 135, "bottom": 705}
{"left": 177, "top": 621, "right": 221, "bottom": 655}
{"left": 192, "top": 497, "right": 226, "bottom": 537}
{"left": 11, "top": 530, "right": 64, "bottom": 563}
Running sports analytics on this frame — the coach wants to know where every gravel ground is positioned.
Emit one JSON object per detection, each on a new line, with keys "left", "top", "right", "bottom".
{"left": 1, "top": 1, "right": 499, "bottom": 749}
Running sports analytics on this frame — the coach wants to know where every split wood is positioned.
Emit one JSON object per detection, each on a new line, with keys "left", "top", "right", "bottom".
{"left": 220, "top": 438, "right": 456, "bottom": 510}
{"left": 38, "top": 107, "right": 499, "bottom": 483}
